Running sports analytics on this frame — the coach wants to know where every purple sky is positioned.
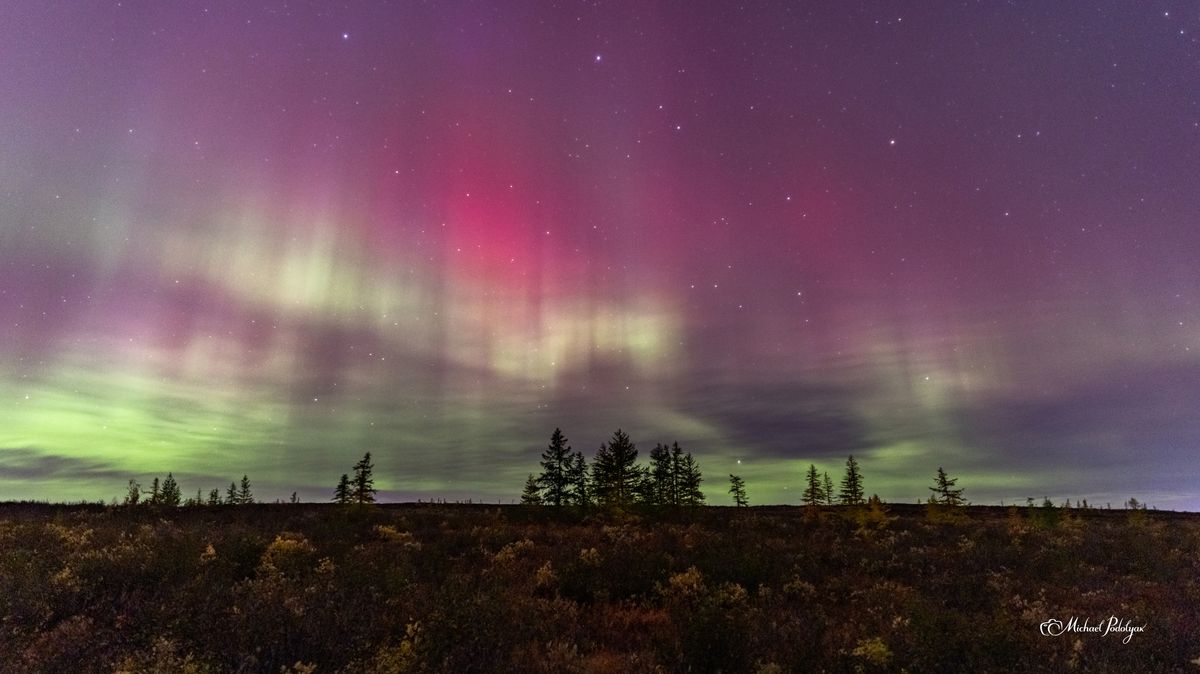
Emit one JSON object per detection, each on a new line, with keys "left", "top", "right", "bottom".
{"left": 1, "top": 1, "right": 1198, "bottom": 507}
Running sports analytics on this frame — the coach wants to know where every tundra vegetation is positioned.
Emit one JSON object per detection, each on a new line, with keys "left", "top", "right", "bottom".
{"left": 1, "top": 499, "right": 1197, "bottom": 672}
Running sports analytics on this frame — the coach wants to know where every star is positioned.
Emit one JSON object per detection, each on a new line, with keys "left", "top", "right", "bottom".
{"left": 341, "top": 32, "right": 350, "bottom": 40}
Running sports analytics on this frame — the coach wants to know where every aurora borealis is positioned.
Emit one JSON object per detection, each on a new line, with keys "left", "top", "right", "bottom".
{"left": 2, "top": 2, "right": 1199, "bottom": 508}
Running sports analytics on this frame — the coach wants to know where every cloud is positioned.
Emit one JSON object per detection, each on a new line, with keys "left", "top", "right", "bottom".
{"left": 0, "top": 447, "right": 127, "bottom": 482}
{"left": 950, "top": 361, "right": 1200, "bottom": 473}
{"left": 672, "top": 378, "right": 875, "bottom": 460}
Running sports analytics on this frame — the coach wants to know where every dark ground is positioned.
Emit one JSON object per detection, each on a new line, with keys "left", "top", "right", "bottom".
{"left": 1, "top": 501, "right": 1197, "bottom": 673}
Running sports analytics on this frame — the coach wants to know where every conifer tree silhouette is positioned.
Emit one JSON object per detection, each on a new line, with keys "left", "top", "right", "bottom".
{"left": 124, "top": 479, "right": 141, "bottom": 506}
{"left": 802, "top": 464, "right": 825, "bottom": 506}
{"left": 159, "top": 473, "right": 181, "bottom": 507}
{"left": 728, "top": 474, "right": 748, "bottom": 507}
{"left": 678, "top": 452, "right": 705, "bottom": 506}
{"left": 591, "top": 429, "right": 639, "bottom": 508}
{"left": 839, "top": 455, "right": 865, "bottom": 505}
{"left": 567, "top": 452, "right": 590, "bottom": 506}
{"left": 648, "top": 442, "right": 674, "bottom": 506}
{"left": 537, "top": 428, "right": 572, "bottom": 506}
{"left": 333, "top": 473, "right": 351, "bottom": 504}
{"left": 520, "top": 474, "right": 543, "bottom": 505}
{"left": 237, "top": 475, "right": 253, "bottom": 504}
{"left": 929, "top": 467, "right": 965, "bottom": 506}
{"left": 351, "top": 453, "right": 377, "bottom": 504}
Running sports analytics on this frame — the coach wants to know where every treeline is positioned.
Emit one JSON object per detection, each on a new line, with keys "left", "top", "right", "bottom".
{"left": 520, "top": 428, "right": 706, "bottom": 509}
{"left": 519, "top": 429, "right": 978, "bottom": 512}
{"left": 122, "top": 474, "right": 256, "bottom": 507}
{"left": 119, "top": 453, "right": 380, "bottom": 509}
{"left": 113, "top": 433, "right": 1152, "bottom": 511}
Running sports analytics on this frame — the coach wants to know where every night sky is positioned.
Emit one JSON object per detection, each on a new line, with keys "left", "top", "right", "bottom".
{"left": 2, "top": 2, "right": 1199, "bottom": 508}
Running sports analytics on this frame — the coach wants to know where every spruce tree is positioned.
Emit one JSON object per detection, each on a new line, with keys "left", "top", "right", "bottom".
{"left": 590, "top": 444, "right": 611, "bottom": 505}
{"left": 207, "top": 488, "right": 221, "bottom": 506}
{"left": 728, "top": 474, "right": 748, "bottom": 507}
{"left": 520, "top": 474, "right": 543, "bottom": 505}
{"left": 648, "top": 443, "right": 674, "bottom": 506}
{"left": 537, "top": 428, "right": 572, "bottom": 506}
{"left": 823, "top": 472, "right": 835, "bottom": 506}
{"left": 591, "top": 429, "right": 639, "bottom": 508}
{"left": 839, "top": 455, "right": 865, "bottom": 505}
{"left": 238, "top": 475, "right": 253, "bottom": 504}
{"left": 226, "top": 481, "right": 238, "bottom": 505}
{"left": 333, "top": 473, "right": 351, "bottom": 504}
{"left": 149, "top": 477, "right": 161, "bottom": 506}
{"left": 668, "top": 442, "right": 686, "bottom": 505}
{"left": 159, "top": 473, "right": 181, "bottom": 507}
{"left": 632, "top": 465, "right": 657, "bottom": 505}
{"left": 567, "top": 451, "right": 590, "bottom": 506}
{"left": 123, "top": 479, "right": 141, "bottom": 506}
{"left": 678, "top": 452, "right": 705, "bottom": 506}
{"left": 929, "top": 467, "right": 965, "bottom": 506}
{"left": 351, "top": 452, "right": 377, "bottom": 504}
{"left": 802, "top": 464, "right": 825, "bottom": 506}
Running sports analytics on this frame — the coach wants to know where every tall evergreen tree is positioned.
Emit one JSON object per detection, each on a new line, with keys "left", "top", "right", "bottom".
{"left": 678, "top": 452, "right": 705, "bottom": 506}
{"left": 929, "top": 467, "right": 965, "bottom": 506}
{"left": 207, "top": 488, "right": 221, "bottom": 506}
{"left": 591, "top": 429, "right": 639, "bottom": 508}
{"left": 839, "top": 455, "right": 865, "bottom": 505}
{"left": 237, "top": 475, "right": 253, "bottom": 504}
{"left": 647, "top": 443, "right": 675, "bottom": 506}
{"left": 823, "top": 472, "right": 835, "bottom": 506}
{"left": 728, "top": 474, "right": 748, "bottom": 507}
{"left": 537, "top": 428, "right": 572, "bottom": 506}
{"left": 632, "top": 465, "right": 657, "bottom": 505}
{"left": 124, "top": 479, "right": 141, "bottom": 506}
{"left": 333, "top": 473, "right": 351, "bottom": 504}
{"left": 802, "top": 464, "right": 825, "bottom": 506}
{"left": 520, "top": 474, "right": 543, "bottom": 505}
{"left": 567, "top": 451, "right": 590, "bottom": 506}
{"left": 159, "top": 473, "right": 181, "bottom": 507}
{"left": 351, "top": 452, "right": 377, "bottom": 504}
{"left": 149, "top": 477, "right": 161, "bottom": 505}
{"left": 226, "top": 481, "right": 238, "bottom": 504}
{"left": 668, "top": 442, "right": 686, "bottom": 505}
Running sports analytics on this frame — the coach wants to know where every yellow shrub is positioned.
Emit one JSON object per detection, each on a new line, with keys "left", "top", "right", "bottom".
{"left": 851, "top": 636, "right": 893, "bottom": 667}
